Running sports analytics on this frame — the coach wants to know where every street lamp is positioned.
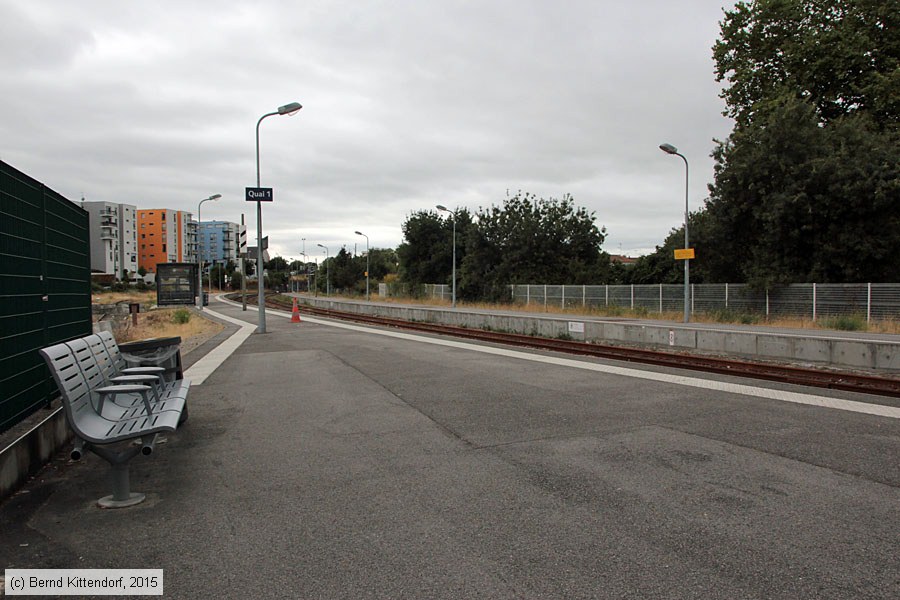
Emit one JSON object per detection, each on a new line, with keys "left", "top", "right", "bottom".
{"left": 255, "top": 101, "right": 302, "bottom": 334}
{"left": 196, "top": 194, "right": 221, "bottom": 310}
{"left": 435, "top": 204, "right": 457, "bottom": 308}
{"left": 659, "top": 142, "right": 690, "bottom": 323}
{"left": 354, "top": 231, "right": 369, "bottom": 301}
{"left": 317, "top": 243, "right": 330, "bottom": 296}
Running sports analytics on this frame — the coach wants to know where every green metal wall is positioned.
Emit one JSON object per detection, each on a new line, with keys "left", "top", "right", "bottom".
{"left": 0, "top": 160, "right": 91, "bottom": 434}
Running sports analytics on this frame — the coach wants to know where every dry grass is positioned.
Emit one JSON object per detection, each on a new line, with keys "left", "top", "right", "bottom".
{"left": 93, "top": 291, "right": 224, "bottom": 343}
{"left": 92, "top": 290, "right": 158, "bottom": 306}
{"left": 116, "top": 307, "right": 224, "bottom": 343}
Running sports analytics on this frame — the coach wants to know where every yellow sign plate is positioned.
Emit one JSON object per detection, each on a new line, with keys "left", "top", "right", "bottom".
{"left": 674, "top": 248, "right": 695, "bottom": 260}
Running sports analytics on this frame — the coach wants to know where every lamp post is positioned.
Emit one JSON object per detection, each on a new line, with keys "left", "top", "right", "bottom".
{"left": 255, "top": 101, "right": 302, "bottom": 334}
{"left": 317, "top": 243, "right": 330, "bottom": 295}
{"left": 659, "top": 142, "right": 690, "bottom": 323}
{"left": 354, "top": 231, "right": 369, "bottom": 301}
{"left": 196, "top": 194, "right": 221, "bottom": 310}
{"left": 435, "top": 204, "right": 457, "bottom": 308}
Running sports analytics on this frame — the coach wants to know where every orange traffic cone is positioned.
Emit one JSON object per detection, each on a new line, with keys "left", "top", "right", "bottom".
{"left": 291, "top": 297, "right": 301, "bottom": 323}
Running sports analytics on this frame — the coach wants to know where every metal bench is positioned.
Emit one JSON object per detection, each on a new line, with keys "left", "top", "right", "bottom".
{"left": 82, "top": 333, "right": 190, "bottom": 421}
{"left": 39, "top": 334, "right": 190, "bottom": 508}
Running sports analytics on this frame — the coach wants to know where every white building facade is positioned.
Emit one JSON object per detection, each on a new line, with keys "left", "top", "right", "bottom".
{"left": 82, "top": 201, "right": 138, "bottom": 279}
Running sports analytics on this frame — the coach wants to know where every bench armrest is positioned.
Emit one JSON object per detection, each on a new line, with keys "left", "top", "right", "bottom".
{"left": 110, "top": 375, "right": 160, "bottom": 384}
{"left": 122, "top": 366, "right": 165, "bottom": 374}
{"left": 96, "top": 384, "right": 153, "bottom": 416}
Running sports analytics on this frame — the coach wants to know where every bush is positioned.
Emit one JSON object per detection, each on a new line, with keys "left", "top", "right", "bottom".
{"left": 820, "top": 314, "right": 867, "bottom": 331}
{"left": 708, "top": 308, "right": 762, "bottom": 325}
{"left": 172, "top": 309, "right": 191, "bottom": 324}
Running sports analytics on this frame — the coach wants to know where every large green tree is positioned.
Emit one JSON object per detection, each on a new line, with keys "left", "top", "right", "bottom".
{"left": 705, "top": 0, "right": 900, "bottom": 285}
{"left": 398, "top": 209, "right": 473, "bottom": 286}
{"left": 714, "top": 0, "right": 899, "bottom": 129}
{"left": 459, "top": 192, "right": 611, "bottom": 300}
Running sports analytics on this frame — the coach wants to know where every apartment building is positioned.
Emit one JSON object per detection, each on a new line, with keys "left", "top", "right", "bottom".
{"left": 198, "top": 220, "right": 245, "bottom": 265}
{"left": 137, "top": 209, "right": 195, "bottom": 273}
{"left": 81, "top": 201, "right": 138, "bottom": 279}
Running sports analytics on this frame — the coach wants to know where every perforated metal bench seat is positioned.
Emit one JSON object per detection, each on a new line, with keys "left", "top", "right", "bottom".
{"left": 39, "top": 332, "right": 190, "bottom": 508}
{"left": 68, "top": 334, "right": 190, "bottom": 415}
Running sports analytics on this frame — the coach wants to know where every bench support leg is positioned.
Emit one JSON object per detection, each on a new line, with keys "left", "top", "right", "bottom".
{"left": 98, "top": 462, "right": 145, "bottom": 508}
{"left": 90, "top": 438, "right": 157, "bottom": 509}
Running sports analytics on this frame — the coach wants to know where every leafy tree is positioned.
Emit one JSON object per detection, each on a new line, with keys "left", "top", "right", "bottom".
{"left": 265, "top": 256, "right": 289, "bottom": 272}
{"left": 714, "top": 0, "right": 899, "bottom": 129}
{"left": 459, "top": 192, "right": 611, "bottom": 300}
{"left": 368, "top": 248, "right": 400, "bottom": 280}
{"left": 329, "top": 247, "right": 361, "bottom": 292}
{"left": 398, "top": 209, "right": 473, "bottom": 286}
{"left": 704, "top": 0, "right": 900, "bottom": 285}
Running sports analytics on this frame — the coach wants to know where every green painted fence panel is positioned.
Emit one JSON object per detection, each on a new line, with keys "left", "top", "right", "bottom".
{"left": 0, "top": 160, "right": 91, "bottom": 434}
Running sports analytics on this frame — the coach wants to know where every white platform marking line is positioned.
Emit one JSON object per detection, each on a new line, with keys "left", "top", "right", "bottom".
{"left": 262, "top": 306, "right": 900, "bottom": 420}
{"left": 182, "top": 306, "right": 255, "bottom": 385}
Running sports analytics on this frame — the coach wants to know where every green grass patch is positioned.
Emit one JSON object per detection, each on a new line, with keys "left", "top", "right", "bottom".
{"left": 819, "top": 314, "right": 867, "bottom": 331}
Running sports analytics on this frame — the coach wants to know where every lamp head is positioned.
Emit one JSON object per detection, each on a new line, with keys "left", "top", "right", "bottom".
{"left": 207, "top": 194, "right": 222, "bottom": 201}
{"left": 355, "top": 231, "right": 363, "bottom": 236}
{"left": 278, "top": 102, "right": 303, "bottom": 115}
{"left": 436, "top": 204, "right": 448, "bottom": 212}
{"left": 659, "top": 143, "right": 678, "bottom": 155}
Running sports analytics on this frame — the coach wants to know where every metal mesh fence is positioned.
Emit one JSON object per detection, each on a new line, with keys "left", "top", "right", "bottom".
{"left": 511, "top": 283, "right": 900, "bottom": 321}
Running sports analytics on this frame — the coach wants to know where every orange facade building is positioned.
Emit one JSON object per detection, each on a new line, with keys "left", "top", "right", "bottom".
{"left": 137, "top": 209, "right": 195, "bottom": 273}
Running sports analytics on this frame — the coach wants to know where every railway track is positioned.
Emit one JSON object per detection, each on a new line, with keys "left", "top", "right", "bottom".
{"left": 235, "top": 293, "right": 900, "bottom": 399}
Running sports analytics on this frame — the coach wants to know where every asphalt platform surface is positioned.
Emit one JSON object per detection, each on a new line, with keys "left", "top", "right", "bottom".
{"left": 1, "top": 298, "right": 898, "bottom": 599}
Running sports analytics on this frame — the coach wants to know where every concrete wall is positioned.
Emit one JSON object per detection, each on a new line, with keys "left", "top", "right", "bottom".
{"left": 0, "top": 408, "right": 70, "bottom": 502}
{"left": 299, "top": 297, "right": 900, "bottom": 372}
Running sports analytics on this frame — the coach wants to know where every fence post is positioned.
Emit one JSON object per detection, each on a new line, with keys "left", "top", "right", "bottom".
{"left": 561, "top": 285, "right": 565, "bottom": 309}
{"left": 812, "top": 283, "right": 817, "bottom": 321}
{"left": 605, "top": 285, "right": 609, "bottom": 307}
{"left": 544, "top": 284, "right": 547, "bottom": 310}
{"left": 659, "top": 284, "right": 663, "bottom": 314}
{"left": 725, "top": 283, "right": 729, "bottom": 309}
{"left": 630, "top": 284, "right": 634, "bottom": 310}
{"left": 867, "top": 282, "right": 872, "bottom": 323}
{"left": 766, "top": 288, "right": 770, "bottom": 319}
{"left": 691, "top": 284, "right": 695, "bottom": 316}
{"left": 583, "top": 285, "right": 586, "bottom": 308}
{"left": 526, "top": 285, "right": 530, "bottom": 305}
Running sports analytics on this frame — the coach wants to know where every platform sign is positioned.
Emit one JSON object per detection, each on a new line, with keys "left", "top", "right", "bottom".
{"left": 674, "top": 248, "right": 695, "bottom": 260}
{"left": 245, "top": 187, "right": 273, "bottom": 202}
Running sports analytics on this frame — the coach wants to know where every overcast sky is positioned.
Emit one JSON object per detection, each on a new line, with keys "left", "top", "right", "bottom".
{"left": 1, "top": 0, "right": 735, "bottom": 261}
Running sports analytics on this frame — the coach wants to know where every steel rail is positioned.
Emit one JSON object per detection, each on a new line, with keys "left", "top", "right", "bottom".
{"left": 244, "top": 293, "right": 900, "bottom": 398}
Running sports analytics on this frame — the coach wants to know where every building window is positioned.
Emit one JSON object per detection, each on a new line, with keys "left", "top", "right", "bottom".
{"left": 162, "top": 244, "right": 167, "bottom": 252}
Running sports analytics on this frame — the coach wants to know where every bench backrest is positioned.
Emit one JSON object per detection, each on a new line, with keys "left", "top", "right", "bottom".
{"left": 97, "top": 330, "right": 129, "bottom": 373}
{"left": 38, "top": 342, "right": 99, "bottom": 435}
{"left": 66, "top": 336, "right": 113, "bottom": 388}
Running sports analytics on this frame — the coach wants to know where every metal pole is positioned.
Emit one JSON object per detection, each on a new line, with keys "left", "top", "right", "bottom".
{"left": 252, "top": 102, "right": 302, "bottom": 330}
{"left": 241, "top": 214, "right": 247, "bottom": 311}
{"left": 197, "top": 203, "right": 203, "bottom": 310}
{"left": 867, "top": 282, "right": 872, "bottom": 323}
{"left": 355, "top": 232, "right": 369, "bottom": 300}
{"left": 318, "top": 244, "right": 330, "bottom": 296}
{"left": 451, "top": 214, "right": 456, "bottom": 308}
{"left": 196, "top": 195, "right": 220, "bottom": 310}
{"left": 660, "top": 144, "right": 690, "bottom": 323}
{"left": 256, "top": 111, "right": 277, "bottom": 333}
{"left": 681, "top": 153, "right": 690, "bottom": 323}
